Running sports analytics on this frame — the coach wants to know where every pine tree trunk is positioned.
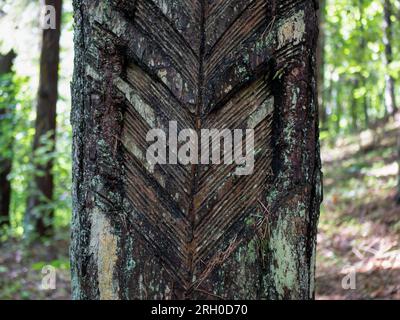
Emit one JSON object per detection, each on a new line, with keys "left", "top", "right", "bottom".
{"left": 0, "top": 51, "right": 16, "bottom": 227}
{"left": 71, "top": 0, "right": 322, "bottom": 300}
{"left": 383, "top": 0, "right": 397, "bottom": 114}
{"left": 25, "top": 0, "right": 62, "bottom": 237}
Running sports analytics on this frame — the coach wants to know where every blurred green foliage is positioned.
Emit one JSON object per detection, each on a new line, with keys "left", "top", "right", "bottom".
{"left": 323, "top": 0, "right": 399, "bottom": 135}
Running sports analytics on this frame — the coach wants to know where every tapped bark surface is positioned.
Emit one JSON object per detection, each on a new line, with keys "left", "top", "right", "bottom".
{"left": 71, "top": 0, "right": 322, "bottom": 300}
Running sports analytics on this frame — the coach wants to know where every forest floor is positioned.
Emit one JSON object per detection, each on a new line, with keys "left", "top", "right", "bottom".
{"left": 0, "top": 119, "right": 399, "bottom": 300}
{"left": 316, "top": 118, "right": 400, "bottom": 299}
{"left": 0, "top": 237, "right": 71, "bottom": 299}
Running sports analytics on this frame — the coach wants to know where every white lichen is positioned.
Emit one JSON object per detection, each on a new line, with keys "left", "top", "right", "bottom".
{"left": 277, "top": 10, "right": 305, "bottom": 48}
{"left": 90, "top": 209, "right": 119, "bottom": 300}
{"left": 268, "top": 217, "right": 299, "bottom": 298}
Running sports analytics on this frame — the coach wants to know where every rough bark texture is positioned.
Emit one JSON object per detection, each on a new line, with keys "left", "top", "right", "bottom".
{"left": 71, "top": 0, "right": 322, "bottom": 300}
{"left": 383, "top": 0, "right": 397, "bottom": 114}
{"left": 26, "top": 0, "right": 62, "bottom": 236}
{"left": 0, "top": 51, "right": 16, "bottom": 227}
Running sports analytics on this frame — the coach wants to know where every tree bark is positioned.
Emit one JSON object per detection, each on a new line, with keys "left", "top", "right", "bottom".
{"left": 383, "top": 0, "right": 397, "bottom": 114}
{"left": 0, "top": 51, "right": 16, "bottom": 227}
{"left": 25, "top": 0, "right": 62, "bottom": 237}
{"left": 71, "top": 0, "right": 322, "bottom": 300}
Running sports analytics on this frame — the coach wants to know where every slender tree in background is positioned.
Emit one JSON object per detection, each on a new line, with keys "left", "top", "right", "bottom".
{"left": 351, "top": 79, "right": 359, "bottom": 131}
{"left": 383, "top": 0, "right": 397, "bottom": 115}
{"left": 25, "top": 0, "right": 62, "bottom": 237}
{"left": 0, "top": 50, "right": 16, "bottom": 227}
{"left": 71, "top": 0, "right": 321, "bottom": 299}
{"left": 397, "top": 0, "right": 400, "bottom": 22}
{"left": 317, "top": 0, "right": 327, "bottom": 128}
{"left": 385, "top": 0, "right": 400, "bottom": 205}
{"left": 358, "top": 0, "right": 369, "bottom": 128}
{"left": 397, "top": 131, "right": 400, "bottom": 204}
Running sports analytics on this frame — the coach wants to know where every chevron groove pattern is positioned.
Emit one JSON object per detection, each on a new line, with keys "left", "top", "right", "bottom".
{"left": 85, "top": 0, "right": 307, "bottom": 292}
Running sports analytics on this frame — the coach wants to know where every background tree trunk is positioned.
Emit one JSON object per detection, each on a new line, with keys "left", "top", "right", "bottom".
{"left": 358, "top": 0, "right": 369, "bottom": 128}
{"left": 396, "top": 0, "right": 400, "bottom": 22}
{"left": 383, "top": 0, "right": 397, "bottom": 114}
{"left": 0, "top": 51, "right": 16, "bottom": 227}
{"left": 25, "top": 0, "right": 62, "bottom": 237}
{"left": 317, "top": 0, "right": 327, "bottom": 128}
{"left": 351, "top": 79, "right": 359, "bottom": 131}
{"left": 397, "top": 128, "right": 400, "bottom": 204}
{"left": 71, "top": 0, "right": 322, "bottom": 300}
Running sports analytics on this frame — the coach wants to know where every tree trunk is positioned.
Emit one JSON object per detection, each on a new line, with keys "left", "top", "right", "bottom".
{"left": 335, "top": 81, "right": 343, "bottom": 132}
{"left": 383, "top": 0, "right": 397, "bottom": 114}
{"left": 25, "top": 0, "right": 62, "bottom": 237}
{"left": 351, "top": 79, "right": 359, "bottom": 131}
{"left": 317, "top": 0, "right": 327, "bottom": 128}
{"left": 358, "top": 0, "right": 369, "bottom": 128}
{"left": 396, "top": 0, "right": 400, "bottom": 22}
{"left": 71, "top": 0, "right": 322, "bottom": 300}
{"left": 397, "top": 128, "right": 400, "bottom": 204}
{"left": 0, "top": 51, "right": 16, "bottom": 227}
{"left": 363, "top": 92, "right": 370, "bottom": 128}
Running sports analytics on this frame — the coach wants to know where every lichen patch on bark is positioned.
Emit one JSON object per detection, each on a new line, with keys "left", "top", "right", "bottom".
{"left": 278, "top": 10, "right": 305, "bottom": 48}
{"left": 269, "top": 216, "right": 299, "bottom": 298}
{"left": 89, "top": 209, "right": 119, "bottom": 300}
